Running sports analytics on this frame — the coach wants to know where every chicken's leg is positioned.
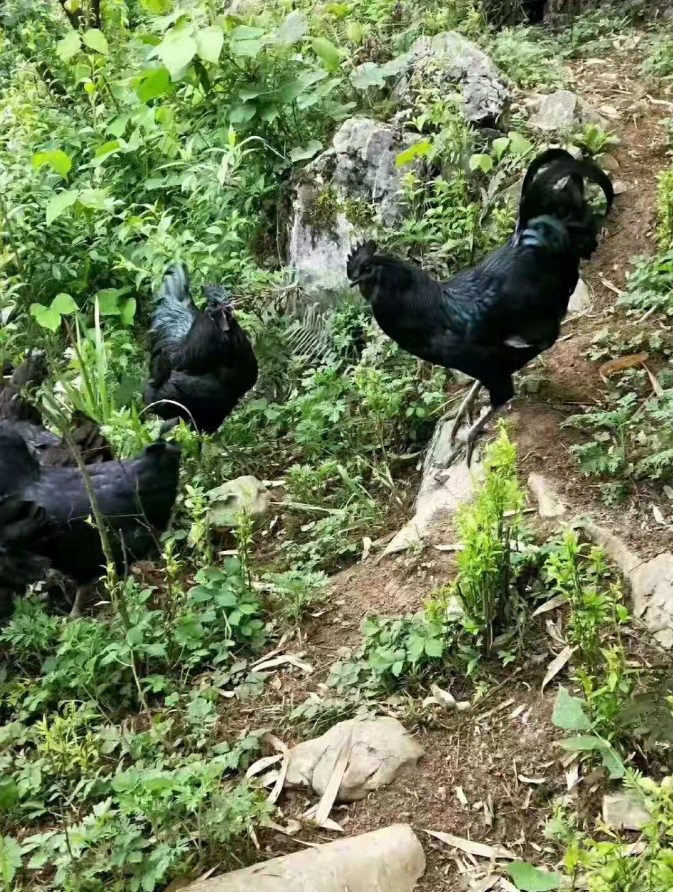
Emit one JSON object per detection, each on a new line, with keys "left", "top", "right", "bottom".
{"left": 70, "top": 584, "right": 93, "bottom": 619}
{"left": 449, "top": 381, "right": 482, "bottom": 445}
{"left": 464, "top": 407, "right": 498, "bottom": 467}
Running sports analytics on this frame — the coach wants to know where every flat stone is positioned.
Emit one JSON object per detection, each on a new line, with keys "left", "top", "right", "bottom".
{"left": 528, "top": 473, "right": 568, "bottom": 518}
{"left": 183, "top": 824, "right": 426, "bottom": 892}
{"left": 583, "top": 523, "right": 673, "bottom": 649}
{"left": 603, "top": 792, "right": 651, "bottom": 831}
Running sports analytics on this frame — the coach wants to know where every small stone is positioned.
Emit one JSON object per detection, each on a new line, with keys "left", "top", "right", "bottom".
{"left": 613, "top": 180, "right": 629, "bottom": 195}
{"left": 568, "top": 278, "right": 591, "bottom": 313}
{"left": 530, "top": 90, "right": 610, "bottom": 133}
{"left": 600, "top": 154, "right": 620, "bottom": 172}
{"left": 206, "top": 476, "right": 271, "bottom": 529}
{"left": 603, "top": 792, "right": 651, "bottom": 831}
{"left": 286, "top": 717, "right": 425, "bottom": 802}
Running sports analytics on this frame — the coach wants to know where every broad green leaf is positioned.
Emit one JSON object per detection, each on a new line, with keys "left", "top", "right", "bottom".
{"left": 381, "top": 52, "right": 411, "bottom": 76}
{"left": 508, "top": 862, "right": 561, "bottom": 891}
{"left": 50, "top": 293, "right": 78, "bottom": 315}
{"left": 599, "top": 744, "right": 626, "bottom": 779}
{"left": 93, "top": 140, "right": 122, "bottom": 164}
{"left": 492, "top": 137, "right": 510, "bottom": 160}
{"left": 275, "top": 11, "right": 307, "bottom": 46}
{"left": 120, "top": 298, "right": 137, "bottom": 326}
{"left": 96, "top": 291, "right": 122, "bottom": 315}
{"left": 32, "top": 149, "right": 72, "bottom": 179}
{"left": 30, "top": 305, "right": 62, "bottom": 332}
{"left": 230, "top": 25, "right": 265, "bottom": 39}
{"left": 350, "top": 62, "right": 385, "bottom": 89}
{"left": 77, "top": 188, "right": 109, "bottom": 209}
{"left": 312, "top": 37, "right": 341, "bottom": 71}
{"left": 82, "top": 28, "right": 109, "bottom": 55}
{"left": 136, "top": 67, "right": 171, "bottom": 103}
{"left": 156, "top": 26, "right": 197, "bottom": 78}
{"left": 0, "top": 836, "right": 22, "bottom": 890}
{"left": 229, "top": 103, "right": 256, "bottom": 124}
{"left": 196, "top": 25, "right": 224, "bottom": 64}
{"left": 508, "top": 132, "right": 533, "bottom": 156}
{"left": 56, "top": 30, "right": 81, "bottom": 62}
{"left": 289, "top": 139, "right": 323, "bottom": 162}
{"left": 140, "top": 0, "right": 172, "bottom": 12}
{"left": 108, "top": 113, "right": 130, "bottom": 137}
{"left": 46, "top": 189, "right": 79, "bottom": 224}
{"left": 552, "top": 687, "right": 591, "bottom": 731}
{"left": 346, "top": 22, "right": 364, "bottom": 43}
{"left": 396, "top": 140, "right": 431, "bottom": 168}
{"left": 230, "top": 37, "right": 262, "bottom": 58}
{"left": 469, "top": 153, "right": 494, "bottom": 174}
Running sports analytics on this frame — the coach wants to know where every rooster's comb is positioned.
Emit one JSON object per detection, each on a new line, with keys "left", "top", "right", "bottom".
{"left": 346, "top": 240, "right": 378, "bottom": 281}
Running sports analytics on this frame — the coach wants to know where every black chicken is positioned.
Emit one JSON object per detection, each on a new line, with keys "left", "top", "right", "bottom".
{"left": 0, "top": 350, "right": 48, "bottom": 425}
{"left": 347, "top": 149, "right": 613, "bottom": 465}
{"left": 0, "top": 422, "right": 181, "bottom": 618}
{"left": 144, "top": 264, "right": 258, "bottom": 433}
{"left": 1, "top": 354, "right": 113, "bottom": 466}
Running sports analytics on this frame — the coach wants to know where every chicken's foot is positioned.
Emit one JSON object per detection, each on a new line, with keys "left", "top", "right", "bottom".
{"left": 449, "top": 381, "right": 482, "bottom": 445}
{"left": 438, "top": 405, "right": 499, "bottom": 472}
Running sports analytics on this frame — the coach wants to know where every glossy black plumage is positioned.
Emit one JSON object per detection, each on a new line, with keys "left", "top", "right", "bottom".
{"left": 0, "top": 422, "right": 181, "bottom": 614}
{"left": 144, "top": 264, "right": 258, "bottom": 433}
{"left": 347, "top": 149, "right": 613, "bottom": 459}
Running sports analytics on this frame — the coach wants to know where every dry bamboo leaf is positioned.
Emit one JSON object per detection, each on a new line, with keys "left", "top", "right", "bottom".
{"left": 644, "top": 365, "right": 664, "bottom": 397}
{"left": 268, "top": 752, "right": 289, "bottom": 805}
{"left": 541, "top": 645, "right": 576, "bottom": 691}
{"left": 599, "top": 352, "right": 648, "bottom": 381}
{"left": 519, "top": 775, "right": 546, "bottom": 785}
{"left": 246, "top": 753, "right": 282, "bottom": 779}
{"left": 315, "top": 727, "right": 353, "bottom": 827}
{"left": 253, "top": 654, "right": 314, "bottom": 674}
{"left": 456, "top": 786, "right": 469, "bottom": 806}
{"left": 424, "top": 829, "right": 516, "bottom": 860}
{"left": 532, "top": 593, "right": 567, "bottom": 617}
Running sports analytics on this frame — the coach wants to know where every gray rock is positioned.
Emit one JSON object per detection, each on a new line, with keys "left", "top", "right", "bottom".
{"left": 601, "top": 154, "right": 620, "bottom": 172}
{"left": 397, "top": 31, "right": 511, "bottom": 126}
{"left": 183, "top": 824, "right": 426, "bottom": 892}
{"left": 384, "top": 416, "right": 483, "bottom": 555}
{"left": 568, "top": 278, "right": 591, "bottom": 313}
{"left": 603, "top": 792, "right": 651, "bottom": 831}
{"left": 286, "top": 717, "right": 424, "bottom": 802}
{"left": 288, "top": 117, "right": 419, "bottom": 304}
{"left": 529, "top": 90, "right": 609, "bottom": 133}
{"left": 225, "top": 0, "right": 263, "bottom": 15}
{"left": 583, "top": 523, "right": 673, "bottom": 649}
{"left": 206, "top": 475, "right": 271, "bottom": 529}
{"left": 528, "top": 473, "right": 568, "bottom": 518}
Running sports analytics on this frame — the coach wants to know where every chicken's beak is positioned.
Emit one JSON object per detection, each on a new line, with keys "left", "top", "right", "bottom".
{"left": 348, "top": 278, "right": 362, "bottom": 287}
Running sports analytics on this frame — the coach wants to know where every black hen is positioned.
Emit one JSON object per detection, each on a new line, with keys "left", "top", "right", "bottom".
{"left": 0, "top": 351, "right": 48, "bottom": 424}
{"left": 144, "top": 264, "right": 258, "bottom": 433}
{"left": 0, "top": 422, "right": 181, "bottom": 618}
{"left": 347, "top": 149, "right": 613, "bottom": 464}
{"left": 1, "top": 354, "right": 113, "bottom": 466}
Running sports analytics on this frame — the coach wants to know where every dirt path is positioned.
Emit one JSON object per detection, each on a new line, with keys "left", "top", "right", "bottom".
{"left": 255, "top": 39, "right": 672, "bottom": 892}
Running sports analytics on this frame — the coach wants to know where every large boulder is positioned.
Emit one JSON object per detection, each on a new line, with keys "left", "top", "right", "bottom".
{"left": 396, "top": 31, "right": 511, "bottom": 126}
{"left": 288, "top": 117, "right": 419, "bottom": 304}
{"left": 206, "top": 475, "right": 271, "bottom": 530}
{"left": 529, "top": 90, "right": 609, "bottom": 133}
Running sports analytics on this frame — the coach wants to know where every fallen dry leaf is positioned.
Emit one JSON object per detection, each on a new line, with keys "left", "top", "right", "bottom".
{"left": 599, "top": 352, "right": 648, "bottom": 381}
{"left": 532, "top": 593, "right": 567, "bottom": 617}
{"left": 541, "top": 645, "right": 576, "bottom": 692}
{"left": 424, "top": 829, "right": 516, "bottom": 860}
{"left": 246, "top": 753, "right": 282, "bottom": 779}
{"left": 315, "top": 726, "right": 352, "bottom": 828}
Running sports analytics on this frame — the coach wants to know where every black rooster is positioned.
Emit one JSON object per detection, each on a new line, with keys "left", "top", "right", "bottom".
{"left": 0, "top": 422, "right": 181, "bottom": 618}
{"left": 144, "top": 264, "right": 258, "bottom": 433}
{"left": 0, "top": 351, "right": 49, "bottom": 425}
{"left": 347, "top": 149, "right": 613, "bottom": 465}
